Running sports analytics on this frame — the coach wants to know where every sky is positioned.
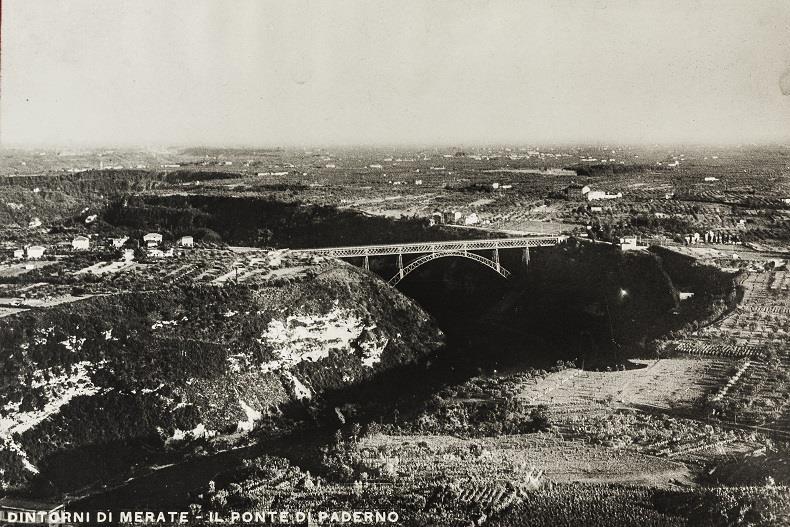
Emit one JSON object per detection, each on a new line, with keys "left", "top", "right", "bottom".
{"left": 2, "top": 0, "right": 790, "bottom": 147}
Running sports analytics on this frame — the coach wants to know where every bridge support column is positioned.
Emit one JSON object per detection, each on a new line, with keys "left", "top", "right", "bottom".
{"left": 397, "top": 253, "right": 404, "bottom": 279}
{"left": 522, "top": 246, "right": 530, "bottom": 267}
{"left": 493, "top": 247, "right": 500, "bottom": 272}
{"left": 363, "top": 255, "right": 370, "bottom": 271}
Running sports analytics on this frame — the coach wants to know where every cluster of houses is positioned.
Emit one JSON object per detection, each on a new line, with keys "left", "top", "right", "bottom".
{"left": 682, "top": 231, "right": 741, "bottom": 245}
{"left": 12, "top": 246, "right": 46, "bottom": 260}
{"left": 565, "top": 184, "right": 623, "bottom": 201}
{"left": 9, "top": 233, "right": 195, "bottom": 261}
{"left": 388, "top": 178, "right": 426, "bottom": 186}
{"left": 140, "top": 233, "right": 194, "bottom": 258}
{"left": 429, "top": 211, "right": 482, "bottom": 226}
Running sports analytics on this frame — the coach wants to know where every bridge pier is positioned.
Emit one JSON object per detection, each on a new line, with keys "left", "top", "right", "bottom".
{"left": 363, "top": 254, "right": 370, "bottom": 271}
{"left": 397, "top": 253, "right": 404, "bottom": 279}
{"left": 493, "top": 247, "right": 500, "bottom": 272}
{"left": 522, "top": 246, "right": 530, "bottom": 267}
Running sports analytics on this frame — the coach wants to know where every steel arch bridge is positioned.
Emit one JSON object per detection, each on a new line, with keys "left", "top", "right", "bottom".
{"left": 386, "top": 250, "right": 511, "bottom": 285}
{"left": 296, "top": 236, "right": 566, "bottom": 286}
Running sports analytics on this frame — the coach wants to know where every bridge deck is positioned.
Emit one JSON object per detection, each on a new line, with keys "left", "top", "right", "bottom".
{"left": 295, "top": 236, "right": 566, "bottom": 257}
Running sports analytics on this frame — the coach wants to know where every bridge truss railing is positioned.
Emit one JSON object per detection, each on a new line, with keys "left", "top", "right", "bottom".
{"left": 296, "top": 236, "right": 566, "bottom": 258}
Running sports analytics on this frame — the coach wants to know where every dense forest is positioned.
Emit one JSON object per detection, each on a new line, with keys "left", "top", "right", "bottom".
{"left": 102, "top": 194, "right": 487, "bottom": 248}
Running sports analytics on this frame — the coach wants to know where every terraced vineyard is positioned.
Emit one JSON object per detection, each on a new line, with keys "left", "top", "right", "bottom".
{"left": 489, "top": 484, "right": 790, "bottom": 527}
{"left": 356, "top": 434, "right": 691, "bottom": 486}
{"left": 518, "top": 359, "right": 731, "bottom": 411}
{"left": 666, "top": 271, "right": 790, "bottom": 353}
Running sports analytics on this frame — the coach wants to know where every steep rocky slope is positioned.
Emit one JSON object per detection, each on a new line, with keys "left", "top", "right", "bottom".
{"left": 0, "top": 262, "right": 443, "bottom": 494}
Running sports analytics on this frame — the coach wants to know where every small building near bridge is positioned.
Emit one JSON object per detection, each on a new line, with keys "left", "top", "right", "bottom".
{"left": 111, "top": 236, "right": 129, "bottom": 248}
{"left": 143, "top": 233, "right": 163, "bottom": 247}
{"left": 618, "top": 236, "right": 641, "bottom": 251}
{"left": 72, "top": 235, "right": 90, "bottom": 251}
{"left": 26, "top": 246, "right": 46, "bottom": 259}
{"left": 464, "top": 213, "right": 480, "bottom": 225}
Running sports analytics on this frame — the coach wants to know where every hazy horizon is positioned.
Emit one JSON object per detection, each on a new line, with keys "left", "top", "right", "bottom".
{"left": 5, "top": 141, "right": 790, "bottom": 152}
{"left": 3, "top": 0, "right": 790, "bottom": 148}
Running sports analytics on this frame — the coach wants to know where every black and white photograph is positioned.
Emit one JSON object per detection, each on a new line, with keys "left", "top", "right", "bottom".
{"left": 1, "top": 1, "right": 790, "bottom": 525}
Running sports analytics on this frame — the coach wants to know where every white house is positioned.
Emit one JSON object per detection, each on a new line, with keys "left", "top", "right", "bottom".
{"left": 143, "top": 233, "right": 163, "bottom": 247}
{"left": 178, "top": 236, "right": 194, "bottom": 247}
{"left": 111, "top": 236, "right": 129, "bottom": 248}
{"left": 122, "top": 249, "right": 135, "bottom": 261}
{"left": 587, "top": 191, "right": 622, "bottom": 201}
{"left": 13, "top": 249, "right": 24, "bottom": 259}
{"left": 148, "top": 247, "right": 174, "bottom": 258}
{"left": 26, "top": 246, "right": 45, "bottom": 259}
{"left": 618, "top": 236, "right": 640, "bottom": 251}
{"left": 464, "top": 213, "right": 480, "bottom": 225}
{"left": 71, "top": 236, "right": 90, "bottom": 251}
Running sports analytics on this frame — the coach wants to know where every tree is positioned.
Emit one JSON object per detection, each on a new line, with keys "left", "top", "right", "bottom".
{"left": 255, "top": 228, "right": 274, "bottom": 246}
{"left": 530, "top": 405, "right": 551, "bottom": 431}
{"left": 194, "top": 227, "right": 222, "bottom": 243}
{"left": 350, "top": 422, "right": 362, "bottom": 443}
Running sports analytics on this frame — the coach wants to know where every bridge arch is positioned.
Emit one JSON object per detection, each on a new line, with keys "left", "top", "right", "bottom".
{"left": 388, "top": 251, "right": 511, "bottom": 286}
